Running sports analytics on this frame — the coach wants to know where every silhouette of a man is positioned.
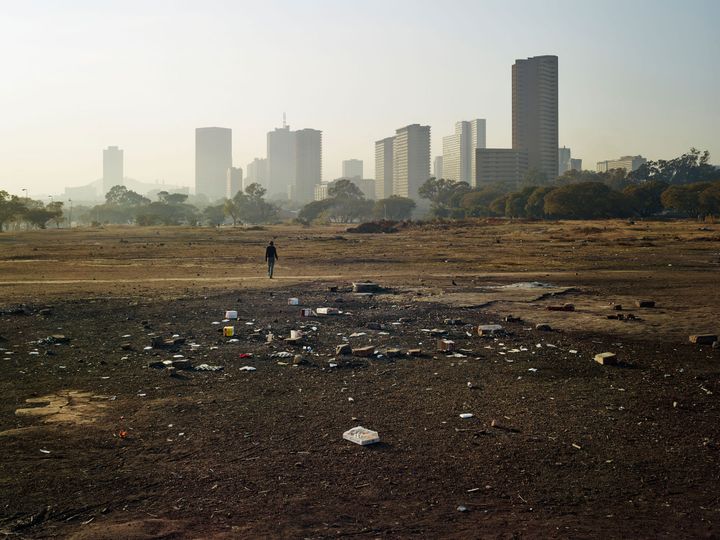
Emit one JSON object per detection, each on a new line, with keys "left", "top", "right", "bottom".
{"left": 265, "top": 241, "right": 278, "bottom": 278}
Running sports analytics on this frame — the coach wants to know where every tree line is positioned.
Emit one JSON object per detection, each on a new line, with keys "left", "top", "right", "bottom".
{"left": 417, "top": 148, "right": 720, "bottom": 220}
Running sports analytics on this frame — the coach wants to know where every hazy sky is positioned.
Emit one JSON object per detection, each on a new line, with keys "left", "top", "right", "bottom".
{"left": 1, "top": 0, "right": 718, "bottom": 196}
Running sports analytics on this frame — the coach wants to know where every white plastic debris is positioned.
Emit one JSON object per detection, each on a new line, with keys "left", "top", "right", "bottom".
{"left": 349, "top": 332, "right": 366, "bottom": 338}
{"left": 194, "top": 364, "right": 223, "bottom": 371}
{"left": 239, "top": 366, "right": 256, "bottom": 371}
{"left": 225, "top": 310, "right": 238, "bottom": 319}
{"left": 459, "top": 413, "right": 474, "bottom": 419}
{"left": 343, "top": 426, "right": 380, "bottom": 446}
{"left": 288, "top": 298, "right": 299, "bottom": 305}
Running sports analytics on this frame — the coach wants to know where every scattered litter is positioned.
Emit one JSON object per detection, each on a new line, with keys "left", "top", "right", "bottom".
{"left": 352, "top": 346, "right": 375, "bottom": 357}
{"left": 528, "top": 368, "right": 538, "bottom": 372}
{"left": 572, "top": 443, "right": 582, "bottom": 450}
{"left": 239, "top": 366, "right": 256, "bottom": 371}
{"left": 288, "top": 298, "right": 300, "bottom": 305}
{"left": 569, "top": 349, "right": 578, "bottom": 354}
{"left": 223, "top": 326, "right": 235, "bottom": 337}
{"left": 349, "top": 332, "right": 366, "bottom": 338}
{"left": 317, "top": 307, "right": 340, "bottom": 315}
{"left": 343, "top": 426, "right": 380, "bottom": 445}
{"left": 39, "top": 449, "right": 51, "bottom": 454}
{"left": 272, "top": 351, "right": 293, "bottom": 358}
{"left": 238, "top": 353, "right": 253, "bottom": 359}
{"left": 225, "top": 310, "right": 238, "bottom": 319}
{"left": 459, "top": 413, "right": 474, "bottom": 419}
{"left": 194, "top": 364, "right": 223, "bottom": 371}
{"left": 457, "top": 505, "right": 468, "bottom": 513}
{"left": 290, "top": 330, "right": 303, "bottom": 340}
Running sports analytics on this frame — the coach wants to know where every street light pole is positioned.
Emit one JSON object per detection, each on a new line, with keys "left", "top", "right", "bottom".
{"left": 68, "top": 199, "right": 73, "bottom": 228}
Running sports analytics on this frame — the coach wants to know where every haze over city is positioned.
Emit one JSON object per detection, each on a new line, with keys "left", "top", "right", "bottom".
{"left": 1, "top": 0, "right": 718, "bottom": 196}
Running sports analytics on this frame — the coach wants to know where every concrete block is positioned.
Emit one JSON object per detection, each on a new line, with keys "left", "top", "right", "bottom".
{"left": 478, "top": 324, "right": 503, "bottom": 337}
{"left": 352, "top": 345, "right": 375, "bottom": 357}
{"left": 595, "top": 352, "right": 617, "bottom": 365}
{"left": 689, "top": 334, "right": 718, "bottom": 345}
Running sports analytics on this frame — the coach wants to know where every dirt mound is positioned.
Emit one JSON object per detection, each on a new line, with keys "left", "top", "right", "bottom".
{"left": 346, "top": 220, "right": 400, "bottom": 233}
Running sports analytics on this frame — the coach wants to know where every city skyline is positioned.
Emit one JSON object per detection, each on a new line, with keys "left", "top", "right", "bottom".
{"left": 0, "top": 0, "right": 718, "bottom": 196}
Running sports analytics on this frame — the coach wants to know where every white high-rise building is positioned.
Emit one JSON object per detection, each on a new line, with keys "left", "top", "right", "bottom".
{"left": 433, "top": 156, "right": 443, "bottom": 180}
{"left": 245, "top": 158, "right": 267, "bottom": 190}
{"left": 226, "top": 167, "right": 243, "bottom": 198}
{"left": 342, "top": 159, "right": 363, "bottom": 179}
{"left": 374, "top": 137, "right": 394, "bottom": 200}
{"left": 558, "top": 146, "right": 572, "bottom": 175}
{"left": 295, "top": 128, "right": 322, "bottom": 204}
{"left": 102, "top": 146, "right": 124, "bottom": 194}
{"left": 267, "top": 125, "right": 296, "bottom": 198}
{"left": 195, "top": 127, "right": 232, "bottom": 201}
{"left": 442, "top": 119, "right": 486, "bottom": 185}
{"left": 393, "top": 124, "right": 431, "bottom": 200}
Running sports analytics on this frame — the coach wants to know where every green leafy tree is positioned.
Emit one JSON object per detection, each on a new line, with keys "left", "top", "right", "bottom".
{"left": 0, "top": 191, "right": 26, "bottom": 231}
{"left": 418, "top": 178, "right": 470, "bottom": 216}
{"left": 234, "top": 183, "right": 278, "bottom": 224}
{"left": 46, "top": 201, "right": 64, "bottom": 228}
{"left": 660, "top": 182, "right": 712, "bottom": 215}
{"left": 623, "top": 180, "right": 669, "bottom": 217}
{"left": 458, "top": 186, "right": 505, "bottom": 217}
{"left": 203, "top": 204, "right": 226, "bottom": 226}
{"left": 698, "top": 182, "right": 720, "bottom": 216}
{"left": 504, "top": 186, "right": 536, "bottom": 218}
{"left": 629, "top": 148, "right": 716, "bottom": 185}
{"left": 544, "top": 182, "right": 631, "bottom": 219}
{"left": 488, "top": 195, "right": 509, "bottom": 216}
{"left": 224, "top": 199, "right": 241, "bottom": 225}
{"left": 298, "top": 199, "right": 333, "bottom": 224}
{"left": 328, "top": 179, "right": 364, "bottom": 200}
{"left": 25, "top": 207, "right": 55, "bottom": 229}
{"left": 525, "top": 186, "right": 556, "bottom": 218}
{"left": 373, "top": 196, "right": 416, "bottom": 220}
{"left": 105, "top": 185, "right": 150, "bottom": 206}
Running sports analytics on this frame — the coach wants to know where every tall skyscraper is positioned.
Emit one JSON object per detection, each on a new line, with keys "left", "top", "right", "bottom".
{"left": 295, "top": 128, "right": 322, "bottom": 204}
{"left": 195, "top": 127, "right": 232, "bottom": 200}
{"left": 433, "top": 156, "right": 443, "bottom": 180}
{"left": 442, "top": 119, "right": 486, "bottom": 185}
{"left": 267, "top": 125, "right": 296, "bottom": 198}
{"left": 342, "top": 159, "right": 363, "bottom": 179}
{"left": 393, "top": 124, "right": 430, "bottom": 200}
{"left": 512, "top": 55, "right": 558, "bottom": 181}
{"left": 102, "top": 146, "right": 124, "bottom": 194}
{"left": 226, "top": 167, "right": 243, "bottom": 198}
{"left": 374, "top": 137, "right": 394, "bottom": 200}
{"left": 245, "top": 158, "right": 268, "bottom": 190}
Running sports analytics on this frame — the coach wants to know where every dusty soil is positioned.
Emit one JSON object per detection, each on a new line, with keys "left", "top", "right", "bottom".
{"left": 0, "top": 220, "right": 719, "bottom": 538}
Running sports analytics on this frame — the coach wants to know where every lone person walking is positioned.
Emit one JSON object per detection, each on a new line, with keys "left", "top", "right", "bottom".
{"left": 265, "top": 240, "right": 278, "bottom": 278}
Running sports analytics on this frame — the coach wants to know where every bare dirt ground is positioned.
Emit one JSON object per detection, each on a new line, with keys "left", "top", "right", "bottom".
{"left": 0, "top": 220, "right": 719, "bottom": 539}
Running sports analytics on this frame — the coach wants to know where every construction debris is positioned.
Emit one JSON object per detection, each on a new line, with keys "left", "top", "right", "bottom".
{"left": 343, "top": 426, "right": 380, "bottom": 446}
{"left": 689, "top": 334, "right": 718, "bottom": 345}
{"left": 636, "top": 300, "right": 656, "bottom": 308}
{"left": 594, "top": 352, "right": 617, "bottom": 365}
{"left": 437, "top": 339, "right": 455, "bottom": 352}
{"left": 335, "top": 344, "right": 352, "bottom": 356}
{"left": 352, "top": 282, "right": 381, "bottom": 293}
{"left": 352, "top": 345, "right": 375, "bottom": 357}
{"left": 478, "top": 324, "right": 503, "bottom": 337}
